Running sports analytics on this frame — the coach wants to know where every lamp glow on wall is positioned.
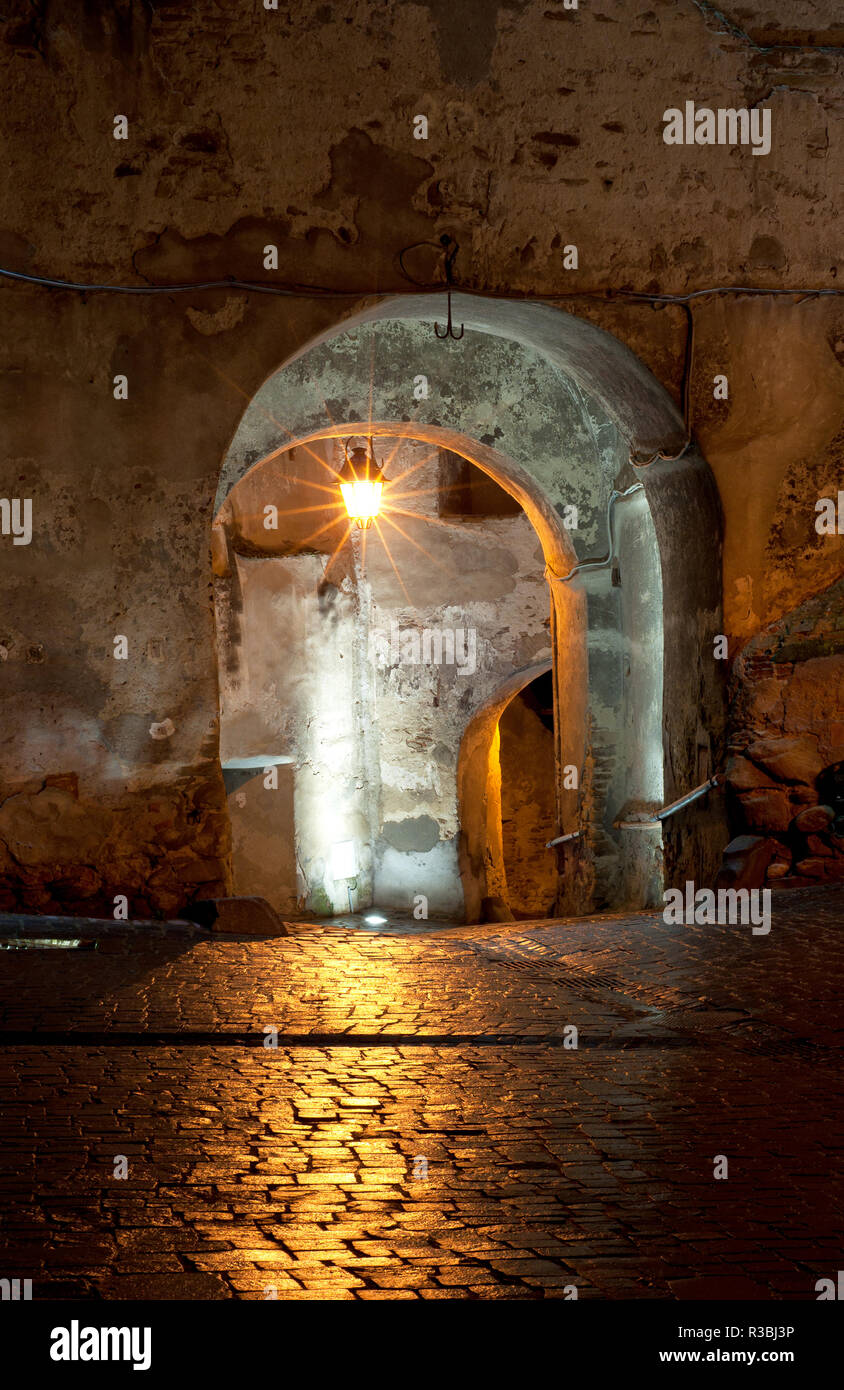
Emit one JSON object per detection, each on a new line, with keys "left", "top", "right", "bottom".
{"left": 331, "top": 838, "right": 358, "bottom": 913}
{"left": 338, "top": 437, "right": 384, "bottom": 529}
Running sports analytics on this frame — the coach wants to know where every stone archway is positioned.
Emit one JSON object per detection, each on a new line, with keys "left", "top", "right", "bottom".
{"left": 213, "top": 295, "right": 726, "bottom": 917}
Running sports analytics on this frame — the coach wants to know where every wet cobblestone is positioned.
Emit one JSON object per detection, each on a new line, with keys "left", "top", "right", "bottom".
{"left": 0, "top": 886, "right": 841, "bottom": 1299}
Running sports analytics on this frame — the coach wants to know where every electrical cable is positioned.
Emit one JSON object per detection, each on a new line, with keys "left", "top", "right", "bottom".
{"left": 0, "top": 261, "right": 841, "bottom": 306}
{"left": 546, "top": 482, "right": 644, "bottom": 586}
{"left": 2, "top": 246, "right": 837, "bottom": 474}
{"left": 0, "top": 265, "right": 355, "bottom": 296}
{"left": 630, "top": 301, "right": 695, "bottom": 467}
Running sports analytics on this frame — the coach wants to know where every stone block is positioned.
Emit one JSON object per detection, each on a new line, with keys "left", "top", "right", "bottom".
{"left": 794, "top": 857, "right": 832, "bottom": 880}
{"left": 792, "top": 804, "right": 835, "bottom": 834}
{"left": 737, "top": 787, "right": 792, "bottom": 834}
{"left": 746, "top": 734, "right": 823, "bottom": 786}
{"left": 0, "top": 787, "right": 110, "bottom": 866}
{"left": 792, "top": 785, "right": 819, "bottom": 804}
{"left": 182, "top": 896, "right": 288, "bottom": 936}
{"left": 724, "top": 755, "right": 775, "bottom": 791}
{"left": 766, "top": 842, "right": 792, "bottom": 879}
{"left": 715, "top": 835, "right": 777, "bottom": 890}
{"left": 766, "top": 858, "right": 791, "bottom": 879}
{"left": 806, "top": 834, "right": 833, "bottom": 857}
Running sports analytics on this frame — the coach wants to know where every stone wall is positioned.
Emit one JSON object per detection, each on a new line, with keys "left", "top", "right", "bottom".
{"left": 726, "top": 573, "right": 844, "bottom": 884}
{"left": 0, "top": 2, "right": 841, "bottom": 914}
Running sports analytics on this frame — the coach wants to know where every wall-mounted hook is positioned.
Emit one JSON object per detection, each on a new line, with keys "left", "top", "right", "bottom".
{"left": 434, "top": 286, "right": 464, "bottom": 340}
{"left": 434, "top": 235, "right": 464, "bottom": 340}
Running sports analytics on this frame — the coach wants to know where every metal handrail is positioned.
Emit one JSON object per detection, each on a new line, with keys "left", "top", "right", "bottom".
{"left": 545, "top": 830, "right": 581, "bottom": 849}
{"left": 546, "top": 777, "right": 722, "bottom": 845}
{"left": 616, "top": 774, "right": 723, "bottom": 829}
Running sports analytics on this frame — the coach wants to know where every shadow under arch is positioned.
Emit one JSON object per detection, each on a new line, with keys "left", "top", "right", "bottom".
{"left": 213, "top": 294, "right": 726, "bottom": 913}
{"left": 457, "top": 659, "right": 564, "bottom": 925}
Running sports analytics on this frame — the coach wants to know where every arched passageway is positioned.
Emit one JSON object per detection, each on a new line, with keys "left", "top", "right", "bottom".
{"left": 214, "top": 433, "right": 571, "bottom": 919}
{"left": 212, "top": 295, "right": 726, "bottom": 921}
{"left": 499, "top": 669, "right": 558, "bottom": 919}
{"left": 457, "top": 660, "right": 560, "bottom": 923}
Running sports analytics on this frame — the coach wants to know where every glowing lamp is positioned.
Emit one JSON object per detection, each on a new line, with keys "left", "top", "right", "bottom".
{"left": 339, "top": 438, "right": 384, "bottom": 529}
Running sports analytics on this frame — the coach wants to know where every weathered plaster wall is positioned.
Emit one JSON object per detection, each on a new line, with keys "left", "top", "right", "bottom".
{"left": 0, "top": 1, "right": 840, "bottom": 913}
{"left": 2, "top": 2, "right": 840, "bottom": 291}
{"left": 366, "top": 443, "right": 552, "bottom": 918}
{"left": 688, "top": 297, "right": 844, "bottom": 644}
{"left": 219, "top": 318, "right": 629, "bottom": 556}
{"left": 215, "top": 439, "right": 369, "bottom": 915}
{"left": 224, "top": 762, "right": 297, "bottom": 915}
{"left": 223, "top": 549, "right": 369, "bottom": 916}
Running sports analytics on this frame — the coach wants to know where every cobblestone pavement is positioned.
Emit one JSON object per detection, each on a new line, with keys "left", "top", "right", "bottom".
{"left": 0, "top": 886, "right": 841, "bottom": 1300}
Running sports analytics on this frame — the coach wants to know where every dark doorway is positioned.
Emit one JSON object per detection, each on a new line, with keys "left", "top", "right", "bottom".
{"left": 499, "top": 670, "right": 558, "bottom": 919}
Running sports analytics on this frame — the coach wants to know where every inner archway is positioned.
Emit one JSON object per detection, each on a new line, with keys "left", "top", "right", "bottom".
{"left": 214, "top": 430, "right": 581, "bottom": 920}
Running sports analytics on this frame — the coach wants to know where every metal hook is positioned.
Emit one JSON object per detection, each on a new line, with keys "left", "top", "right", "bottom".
{"left": 434, "top": 285, "right": 464, "bottom": 340}
{"left": 434, "top": 236, "right": 464, "bottom": 339}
